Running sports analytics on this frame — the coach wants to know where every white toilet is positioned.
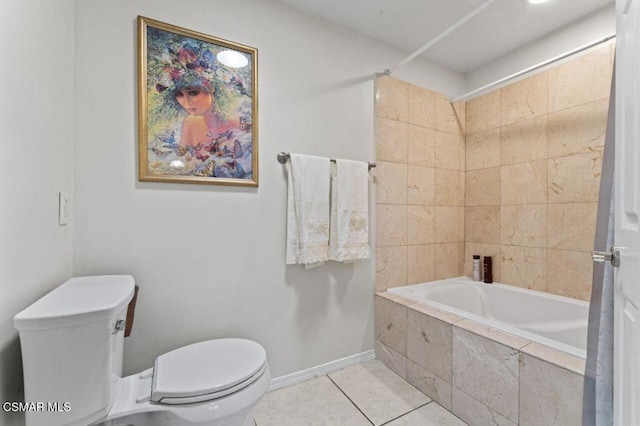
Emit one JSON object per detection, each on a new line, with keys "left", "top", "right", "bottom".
{"left": 14, "top": 275, "right": 270, "bottom": 426}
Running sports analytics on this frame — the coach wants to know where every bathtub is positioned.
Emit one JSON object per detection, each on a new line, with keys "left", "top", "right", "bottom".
{"left": 387, "top": 276, "right": 589, "bottom": 359}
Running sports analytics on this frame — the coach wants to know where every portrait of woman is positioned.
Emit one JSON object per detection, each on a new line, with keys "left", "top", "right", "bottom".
{"left": 139, "top": 17, "right": 257, "bottom": 185}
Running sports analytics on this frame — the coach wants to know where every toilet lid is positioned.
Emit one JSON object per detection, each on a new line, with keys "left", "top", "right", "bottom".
{"left": 151, "top": 338, "right": 267, "bottom": 404}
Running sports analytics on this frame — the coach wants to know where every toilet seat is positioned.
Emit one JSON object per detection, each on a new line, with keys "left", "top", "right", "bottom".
{"left": 151, "top": 338, "right": 267, "bottom": 405}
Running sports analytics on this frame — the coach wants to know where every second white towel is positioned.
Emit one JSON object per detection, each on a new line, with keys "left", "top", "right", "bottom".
{"left": 329, "top": 159, "right": 371, "bottom": 262}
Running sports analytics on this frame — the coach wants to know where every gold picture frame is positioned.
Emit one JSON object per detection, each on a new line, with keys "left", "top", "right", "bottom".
{"left": 137, "top": 16, "right": 258, "bottom": 186}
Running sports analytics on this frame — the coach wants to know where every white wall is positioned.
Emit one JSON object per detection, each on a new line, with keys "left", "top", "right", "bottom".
{"left": 73, "top": 0, "right": 465, "bottom": 378}
{"left": 0, "top": 0, "right": 75, "bottom": 424}
{"left": 464, "top": 4, "right": 616, "bottom": 97}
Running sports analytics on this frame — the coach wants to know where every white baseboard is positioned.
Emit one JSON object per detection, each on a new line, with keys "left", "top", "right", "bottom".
{"left": 268, "top": 350, "right": 376, "bottom": 392}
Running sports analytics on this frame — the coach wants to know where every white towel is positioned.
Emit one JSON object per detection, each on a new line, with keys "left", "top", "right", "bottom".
{"left": 285, "top": 154, "right": 331, "bottom": 266}
{"left": 329, "top": 159, "right": 371, "bottom": 262}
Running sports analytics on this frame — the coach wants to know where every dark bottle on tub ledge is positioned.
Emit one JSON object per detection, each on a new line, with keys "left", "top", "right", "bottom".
{"left": 483, "top": 256, "right": 493, "bottom": 283}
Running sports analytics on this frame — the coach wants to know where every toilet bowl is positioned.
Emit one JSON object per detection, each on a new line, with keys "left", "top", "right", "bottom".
{"left": 14, "top": 275, "right": 270, "bottom": 426}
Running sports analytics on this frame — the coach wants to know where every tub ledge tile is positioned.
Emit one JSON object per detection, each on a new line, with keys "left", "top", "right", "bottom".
{"left": 407, "top": 302, "right": 465, "bottom": 325}
{"left": 453, "top": 319, "right": 530, "bottom": 350}
{"left": 519, "top": 342, "right": 585, "bottom": 375}
{"left": 376, "top": 291, "right": 415, "bottom": 307}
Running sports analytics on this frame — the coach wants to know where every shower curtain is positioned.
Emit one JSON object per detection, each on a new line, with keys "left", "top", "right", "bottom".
{"left": 582, "top": 65, "right": 615, "bottom": 426}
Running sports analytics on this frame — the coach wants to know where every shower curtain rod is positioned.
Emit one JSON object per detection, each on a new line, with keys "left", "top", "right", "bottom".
{"left": 383, "top": 0, "right": 496, "bottom": 75}
{"left": 450, "top": 34, "right": 616, "bottom": 103}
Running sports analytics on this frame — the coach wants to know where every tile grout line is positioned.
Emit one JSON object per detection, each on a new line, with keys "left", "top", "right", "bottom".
{"left": 378, "top": 401, "right": 432, "bottom": 426}
{"left": 326, "top": 374, "right": 376, "bottom": 426}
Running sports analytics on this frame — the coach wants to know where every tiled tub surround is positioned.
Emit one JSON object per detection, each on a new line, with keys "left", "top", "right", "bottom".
{"left": 375, "top": 292, "right": 585, "bottom": 426}
{"left": 375, "top": 76, "right": 466, "bottom": 293}
{"left": 376, "top": 44, "right": 612, "bottom": 302}
{"left": 464, "top": 43, "right": 614, "bottom": 301}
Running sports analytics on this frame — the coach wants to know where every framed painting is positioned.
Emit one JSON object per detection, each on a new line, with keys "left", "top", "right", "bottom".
{"left": 137, "top": 16, "right": 258, "bottom": 186}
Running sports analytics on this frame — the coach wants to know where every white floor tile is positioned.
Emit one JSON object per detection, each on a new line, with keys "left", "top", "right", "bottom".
{"left": 386, "top": 403, "right": 468, "bottom": 425}
{"left": 253, "top": 375, "right": 371, "bottom": 426}
{"left": 328, "top": 360, "right": 430, "bottom": 425}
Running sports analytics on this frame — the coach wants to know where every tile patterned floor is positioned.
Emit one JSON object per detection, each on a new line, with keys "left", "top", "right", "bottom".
{"left": 254, "top": 360, "right": 468, "bottom": 425}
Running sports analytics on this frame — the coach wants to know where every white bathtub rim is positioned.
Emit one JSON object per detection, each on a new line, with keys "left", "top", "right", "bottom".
{"left": 388, "top": 277, "right": 588, "bottom": 360}
{"left": 404, "top": 276, "right": 589, "bottom": 307}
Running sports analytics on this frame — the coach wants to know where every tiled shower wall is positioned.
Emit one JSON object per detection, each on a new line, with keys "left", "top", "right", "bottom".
{"left": 375, "top": 76, "right": 466, "bottom": 292}
{"left": 463, "top": 43, "right": 614, "bottom": 301}
{"left": 375, "top": 43, "right": 613, "bottom": 301}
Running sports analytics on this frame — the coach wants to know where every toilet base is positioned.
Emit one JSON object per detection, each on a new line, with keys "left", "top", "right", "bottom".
{"left": 92, "top": 365, "right": 270, "bottom": 426}
{"left": 94, "top": 410, "right": 256, "bottom": 426}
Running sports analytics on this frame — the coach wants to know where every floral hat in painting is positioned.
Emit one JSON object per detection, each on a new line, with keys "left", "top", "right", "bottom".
{"left": 147, "top": 27, "right": 251, "bottom": 119}
{"left": 153, "top": 39, "right": 219, "bottom": 110}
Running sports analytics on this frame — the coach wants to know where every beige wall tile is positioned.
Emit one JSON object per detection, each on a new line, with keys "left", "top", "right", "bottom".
{"left": 435, "top": 206, "right": 459, "bottom": 243}
{"left": 547, "top": 249, "right": 593, "bottom": 301}
{"left": 548, "top": 99, "right": 608, "bottom": 158}
{"left": 458, "top": 207, "right": 465, "bottom": 243}
{"left": 519, "top": 354, "right": 584, "bottom": 426}
{"left": 455, "top": 101, "right": 466, "bottom": 136}
{"left": 407, "top": 84, "right": 436, "bottom": 128}
{"left": 464, "top": 242, "right": 502, "bottom": 282}
{"left": 375, "top": 340, "right": 407, "bottom": 379}
{"left": 548, "top": 203, "right": 597, "bottom": 252}
{"left": 408, "top": 206, "right": 436, "bottom": 244}
{"left": 611, "top": 43, "right": 615, "bottom": 67}
{"left": 458, "top": 242, "right": 465, "bottom": 276}
{"left": 459, "top": 140, "right": 466, "bottom": 174}
{"left": 376, "top": 161, "right": 408, "bottom": 204}
{"left": 500, "top": 115, "right": 548, "bottom": 165}
{"left": 408, "top": 125, "right": 436, "bottom": 167}
{"left": 436, "top": 168, "right": 460, "bottom": 206}
{"left": 407, "top": 359, "right": 452, "bottom": 411}
{"left": 452, "top": 387, "right": 517, "bottom": 426}
{"left": 436, "top": 131, "right": 463, "bottom": 170}
{"left": 376, "top": 117, "right": 408, "bottom": 163}
{"left": 452, "top": 327, "right": 520, "bottom": 423}
{"left": 500, "top": 72, "right": 548, "bottom": 126}
{"left": 435, "top": 243, "right": 460, "bottom": 280}
{"left": 436, "top": 93, "right": 466, "bottom": 136}
{"left": 501, "top": 160, "right": 547, "bottom": 205}
{"left": 500, "top": 204, "right": 547, "bottom": 248}
{"left": 376, "top": 246, "right": 408, "bottom": 292}
{"left": 376, "top": 76, "right": 408, "bottom": 121}
{"left": 466, "top": 167, "right": 500, "bottom": 206}
{"left": 466, "top": 128, "right": 501, "bottom": 171}
{"left": 376, "top": 204, "right": 408, "bottom": 247}
{"left": 408, "top": 244, "right": 436, "bottom": 284}
{"left": 407, "top": 309, "right": 453, "bottom": 381}
{"left": 465, "top": 206, "right": 500, "bottom": 244}
{"left": 548, "top": 152, "right": 602, "bottom": 203}
{"left": 500, "top": 246, "right": 547, "bottom": 292}
{"left": 466, "top": 91, "right": 500, "bottom": 135}
{"left": 548, "top": 44, "right": 612, "bottom": 113}
{"left": 375, "top": 295, "right": 408, "bottom": 355}
{"left": 458, "top": 171, "right": 466, "bottom": 206}
{"left": 408, "top": 165, "right": 436, "bottom": 205}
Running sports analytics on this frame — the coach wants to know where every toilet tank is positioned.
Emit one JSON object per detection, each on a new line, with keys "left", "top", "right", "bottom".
{"left": 14, "top": 275, "right": 135, "bottom": 426}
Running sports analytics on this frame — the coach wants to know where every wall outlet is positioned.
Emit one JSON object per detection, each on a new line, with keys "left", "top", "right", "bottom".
{"left": 59, "top": 192, "right": 70, "bottom": 225}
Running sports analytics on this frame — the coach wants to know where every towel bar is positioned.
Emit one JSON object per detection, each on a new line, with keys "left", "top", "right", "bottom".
{"left": 277, "top": 152, "right": 376, "bottom": 170}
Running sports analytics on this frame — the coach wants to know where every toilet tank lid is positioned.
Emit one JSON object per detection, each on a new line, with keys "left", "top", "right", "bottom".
{"left": 14, "top": 275, "right": 136, "bottom": 331}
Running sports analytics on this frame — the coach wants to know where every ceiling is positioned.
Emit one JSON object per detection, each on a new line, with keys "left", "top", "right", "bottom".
{"left": 275, "top": 0, "right": 614, "bottom": 73}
